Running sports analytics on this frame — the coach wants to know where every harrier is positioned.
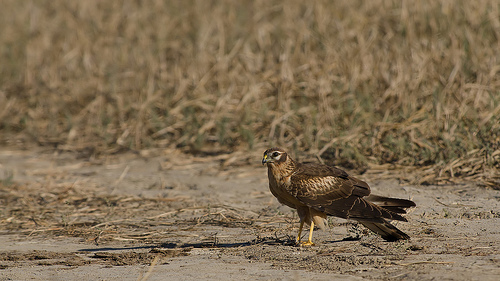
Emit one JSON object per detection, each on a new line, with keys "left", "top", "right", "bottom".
{"left": 262, "top": 147, "right": 415, "bottom": 246}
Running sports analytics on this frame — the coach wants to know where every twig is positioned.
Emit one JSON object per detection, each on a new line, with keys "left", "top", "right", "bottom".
{"left": 434, "top": 198, "right": 473, "bottom": 208}
{"left": 138, "top": 255, "right": 161, "bottom": 281}
{"left": 394, "top": 261, "right": 454, "bottom": 266}
{"left": 90, "top": 218, "right": 133, "bottom": 229}
{"left": 112, "top": 165, "right": 130, "bottom": 194}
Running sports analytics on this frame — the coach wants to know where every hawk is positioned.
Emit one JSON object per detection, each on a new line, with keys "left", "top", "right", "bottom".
{"left": 262, "top": 147, "right": 415, "bottom": 246}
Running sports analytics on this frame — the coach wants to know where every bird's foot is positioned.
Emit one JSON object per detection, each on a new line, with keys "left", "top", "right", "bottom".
{"left": 299, "top": 240, "right": 315, "bottom": 247}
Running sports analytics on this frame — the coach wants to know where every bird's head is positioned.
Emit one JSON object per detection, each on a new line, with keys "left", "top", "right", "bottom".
{"left": 262, "top": 147, "right": 288, "bottom": 165}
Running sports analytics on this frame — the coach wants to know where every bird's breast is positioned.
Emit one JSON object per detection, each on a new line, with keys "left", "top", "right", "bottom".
{"left": 268, "top": 169, "right": 303, "bottom": 208}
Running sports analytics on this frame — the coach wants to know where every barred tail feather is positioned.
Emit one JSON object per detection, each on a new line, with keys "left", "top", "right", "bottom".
{"left": 359, "top": 219, "right": 410, "bottom": 241}
{"left": 365, "top": 195, "right": 416, "bottom": 214}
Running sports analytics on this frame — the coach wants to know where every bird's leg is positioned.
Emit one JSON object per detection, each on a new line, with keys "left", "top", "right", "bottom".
{"left": 300, "top": 221, "right": 315, "bottom": 246}
{"left": 296, "top": 220, "right": 305, "bottom": 244}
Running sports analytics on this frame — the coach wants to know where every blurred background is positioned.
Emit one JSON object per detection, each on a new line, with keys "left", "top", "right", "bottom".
{"left": 0, "top": 0, "right": 498, "bottom": 186}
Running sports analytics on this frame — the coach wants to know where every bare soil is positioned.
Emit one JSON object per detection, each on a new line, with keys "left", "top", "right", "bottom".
{"left": 1, "top": 147, "right": 499, "bottom": 280}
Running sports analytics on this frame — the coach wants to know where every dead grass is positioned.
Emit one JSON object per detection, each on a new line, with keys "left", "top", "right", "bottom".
{"left": 0, "top": 0, "right": 499, "bottom": 186}
{"left": 0, "top": 180, "right": 292, "bottom": 246}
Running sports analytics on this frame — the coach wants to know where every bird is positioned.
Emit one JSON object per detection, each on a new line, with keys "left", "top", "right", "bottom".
{"left": 262, "top": 147, "right": 415, "bottom": 246}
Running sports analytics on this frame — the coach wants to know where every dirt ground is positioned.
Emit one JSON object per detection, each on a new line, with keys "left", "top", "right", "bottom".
{"left": 1, "top": 147, "right": 499, "bottom": 280}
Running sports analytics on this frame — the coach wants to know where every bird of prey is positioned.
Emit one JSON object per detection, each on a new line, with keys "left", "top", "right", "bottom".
{"left": 262, "top": 147, "right": 415, "bottom": 246}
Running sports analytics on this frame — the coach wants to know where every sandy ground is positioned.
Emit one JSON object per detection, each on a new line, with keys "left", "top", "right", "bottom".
{"left": 1, "top": 147, "right": 500, "bottom": 280}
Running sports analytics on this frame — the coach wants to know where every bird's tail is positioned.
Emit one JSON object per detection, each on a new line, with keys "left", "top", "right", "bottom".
{"left": 365, "top": 194, "right": 416, "bottom": 214}
{"left": 359, "top": 219, "right": 410, "bottom": 241}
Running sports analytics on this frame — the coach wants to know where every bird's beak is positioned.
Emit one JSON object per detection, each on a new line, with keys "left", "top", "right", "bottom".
{"left": 262, "top": 154, "right": 268, "bottom": 165}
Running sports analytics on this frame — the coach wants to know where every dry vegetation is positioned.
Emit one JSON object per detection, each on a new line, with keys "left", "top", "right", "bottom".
{"left": 0, "top": 0, "right": 499, "bottom": 186}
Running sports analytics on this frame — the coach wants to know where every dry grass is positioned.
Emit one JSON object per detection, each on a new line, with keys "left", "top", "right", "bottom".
{"left": 0, "top": 181, "right": 294, "bottom": 246}
{"left": 0, "top": 0, "right": 499, "bottom": 186}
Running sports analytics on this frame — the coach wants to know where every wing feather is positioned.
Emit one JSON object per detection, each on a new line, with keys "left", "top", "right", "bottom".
{"left": 291, "top": 162, "right": 370, "bottom": 198}
{"left": 289, "top": 162, "right": 407, "bottom": 221}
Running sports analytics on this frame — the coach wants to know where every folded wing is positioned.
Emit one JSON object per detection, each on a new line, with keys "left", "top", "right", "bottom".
{"left": 289, "top": 162, "right": 414, "bottom": 241}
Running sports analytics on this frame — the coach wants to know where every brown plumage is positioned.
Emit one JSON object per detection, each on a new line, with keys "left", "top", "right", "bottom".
{"left": 262, "top": 147, "right": 415, "bottom": 245}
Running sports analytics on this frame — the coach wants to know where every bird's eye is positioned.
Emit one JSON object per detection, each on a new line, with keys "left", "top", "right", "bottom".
{"left": 272, "top": 152, "right": 280, "bottom": 157}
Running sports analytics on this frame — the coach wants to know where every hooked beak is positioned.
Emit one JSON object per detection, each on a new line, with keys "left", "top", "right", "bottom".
{"left": 262, "top": 154, "right": 269, "bottom": 165}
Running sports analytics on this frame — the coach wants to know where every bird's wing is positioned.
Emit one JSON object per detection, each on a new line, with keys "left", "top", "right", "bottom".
{"left": 290, "top": 163, "right": 406, "bottom": 221}
{"left": 290, "top": 162, "right": 370, "bottom": 199}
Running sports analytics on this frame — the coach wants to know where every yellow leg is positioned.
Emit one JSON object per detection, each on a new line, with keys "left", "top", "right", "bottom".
{"left": 296, "top": 220, "right": 305, "bottom": 243}
{"left": 300, "top": 221, "right": 315, "bottom": 246}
